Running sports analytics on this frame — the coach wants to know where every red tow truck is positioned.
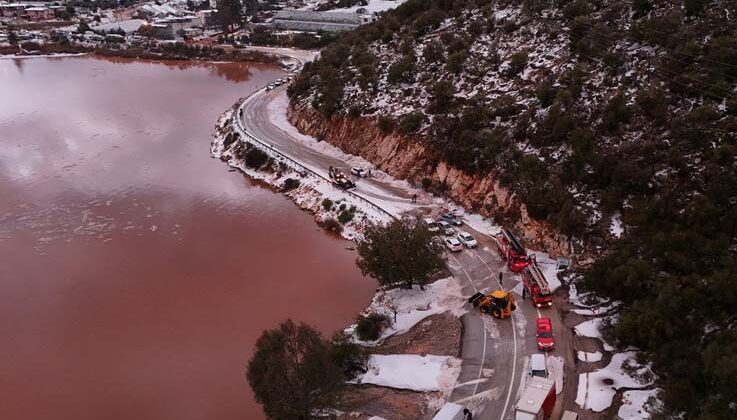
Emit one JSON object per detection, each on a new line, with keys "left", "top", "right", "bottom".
{"left": 496, "top": 228, "right": 532, "bottom": 272}
{"left": 522, "top": 261, "right": 553, "bottom": 308}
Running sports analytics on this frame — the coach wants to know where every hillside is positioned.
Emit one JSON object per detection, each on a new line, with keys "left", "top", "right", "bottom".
{"left": 287, "top": 0, "right": 737, "bottom": 418}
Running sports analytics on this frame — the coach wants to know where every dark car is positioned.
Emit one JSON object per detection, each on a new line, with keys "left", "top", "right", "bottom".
{"left": 440, "top": 212, "right": 462, "bottom": 226}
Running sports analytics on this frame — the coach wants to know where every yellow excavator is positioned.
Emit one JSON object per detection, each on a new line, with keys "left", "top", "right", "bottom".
{"left": 469, "top": 289, "right": 517, "bottom": 319}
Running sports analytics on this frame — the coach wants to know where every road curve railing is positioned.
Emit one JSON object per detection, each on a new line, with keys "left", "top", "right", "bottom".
{"left": 231, "top": 90, "right": 397, "bottom": 221}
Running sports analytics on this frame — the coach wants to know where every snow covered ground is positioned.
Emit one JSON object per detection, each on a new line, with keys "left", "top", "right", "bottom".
{"left": 618, "top": 389, "right": 661, "bottom": 419}
{"left": 577, "top": 351, "right": 603, "bottom": 363}
{"left": 575, "top": 351, "right": 654, "bottom": 412}
{"left": 574, "top": 318, "right": 604, "bottom": 339}
{"left": 353, "top": 354, "right": 462, "bottom": 392}
{"left": 610, "top": 212, "right": 624, "bottom": 238}
{"left": 530, "top": 251, "right": 562, "bottom": 291}
{"left": 348, "top": 277, "right": 467, "bottom": 343}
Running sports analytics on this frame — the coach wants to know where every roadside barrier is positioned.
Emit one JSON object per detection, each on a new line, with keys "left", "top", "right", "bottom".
{"left": 231, "top": 91, "right": 397, "bottom": 221}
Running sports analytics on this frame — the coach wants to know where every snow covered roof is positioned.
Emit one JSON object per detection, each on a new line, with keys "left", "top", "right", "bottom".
{"left": 91, "top": 19, "right": 145, "bottom": 34}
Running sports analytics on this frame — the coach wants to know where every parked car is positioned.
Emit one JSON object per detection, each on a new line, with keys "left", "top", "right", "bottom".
{"left": 351, "top": 167, "right": 369, "bottom": 177}
{"left": 440, "top": 212, "right": 462, "bottom": 226}
{"left": 438, "top": 220, "right": 455, "bottom": 236}
{"left": 457, "top": 232, "right": 478, "bottom": 248}
{"left": 265, "top": 84, "right": 275, "bottom": 91}
{"left": 445, "top": 237, "right": 463, "bottom": 252}
{"left": 535, "top": 318, "right": 555, "bottom": 351}
{"left": 424, "top": 218, "right": 440, "bottom": 233}
{"left": 529, "top": 354, "right": 548, "bottom": 378}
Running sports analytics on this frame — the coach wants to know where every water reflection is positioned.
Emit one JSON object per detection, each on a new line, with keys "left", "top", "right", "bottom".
{"left": 0, "top": 56, "right": 375, "bottom": 420}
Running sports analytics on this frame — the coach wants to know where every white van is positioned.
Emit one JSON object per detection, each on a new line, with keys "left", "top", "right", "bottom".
{"left": 424, "top": 217, "right": 440, "bottom": 233}
{"left": 432, "top": 402, "right": 470, "bottom": 420}
{"left": 530, "top": 354, "right": 548, "bottom": 378}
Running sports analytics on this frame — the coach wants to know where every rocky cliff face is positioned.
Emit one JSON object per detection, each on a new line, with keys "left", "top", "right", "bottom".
{"left": 288, "top": 102, "right": 572, "bottom": 257}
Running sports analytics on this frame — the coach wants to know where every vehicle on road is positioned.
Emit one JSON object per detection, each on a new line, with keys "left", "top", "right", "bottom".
{"left": 514, "top": 375, "right": 556, "bottom": 420}
{"left": 438, "top": 220, "right": 455, "bottom": 236}
{"left": 424, "top": 218, "right": 440, "bottom": 233}
{"left": 522, "top": 262, "right": 553, "bottom": 308}
{"left": 469, "top": 289, "right": 516, "bottom": 319}
{"left": 266, "top": 84, "right": 275, "bottom": 91}
{"left": 440, "top": 212, "right": 462, "bottom": 226}
{"left": 431, "top": 402, "right": 471, "bottom": 420}
{"left": 529, "top": 354, "right": 548, "bottom": 378}
{"left": 445, "top": 237, "right": 463, "bottom": 252}
{"left": 350, "top": 167, "right": 370, "bottom": 177}
{"left": 328, "top": 166, "right": 356, "bottom": 190}
{"left": 535, "top": 318, "right": 555, "bottom": 351}
{"left": 496, "top": 228, "right": 532, "bottom": 272}
{"left": 457, "top": 232, "right": 477, "bottom": 248}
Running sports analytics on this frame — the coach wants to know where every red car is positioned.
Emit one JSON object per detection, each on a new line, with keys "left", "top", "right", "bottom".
{"left": 536, "top": 318, "right": 555, "bottom": 351}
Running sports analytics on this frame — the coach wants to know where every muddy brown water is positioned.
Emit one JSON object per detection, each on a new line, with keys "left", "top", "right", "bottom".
{"left": 0, "top": 56, "right": 375, "bottom": 420}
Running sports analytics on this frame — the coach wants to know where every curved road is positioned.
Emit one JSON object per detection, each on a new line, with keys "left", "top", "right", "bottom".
{"left": 238, "top": 47, "right": 573, "bottom": 420}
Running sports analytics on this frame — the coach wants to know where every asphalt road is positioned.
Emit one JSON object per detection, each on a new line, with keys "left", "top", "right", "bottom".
{"left": 237, "top": 47, "right": 574, "bottom": 420}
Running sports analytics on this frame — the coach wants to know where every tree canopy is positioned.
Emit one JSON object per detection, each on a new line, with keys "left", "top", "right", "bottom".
{"left": 246, "top": 320, "right": 363, "bottom": 419}
{"left": 356, "top": 217, "right": 446, "bottom": 289}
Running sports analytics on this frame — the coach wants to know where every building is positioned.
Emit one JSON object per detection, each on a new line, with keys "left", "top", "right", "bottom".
{"left": 271, "top": 10, "right": 376, "bottom": 32}
{"left": 91, "top": 19, "right": 146, "bottom": 34}
{"left": 0, "top": 3, "right": 28, "bottom": 18}
{"left": 153, "top": 14, "right": 202, "bottom": 36}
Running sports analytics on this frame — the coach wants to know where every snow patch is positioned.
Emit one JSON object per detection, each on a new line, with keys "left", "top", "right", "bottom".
{"left": 618, "top": 389, "right": 662, "bottom": 419}
{"left": 530, "top": 251, "right": 562, "bottom": 291}
{"left": 577, "top": 351, "right": 603, "bottom": 363}
{"left": 354, "top": 354, "right": 462, "bottom": 392}
{"left": 575, "top": 351, "right": 654, "bottom": 412}
{"left": 349, "top": 277, "right": 467, "bottom": 343}
{"left": 610, "top": 212, "right": 624, "bottom": 238}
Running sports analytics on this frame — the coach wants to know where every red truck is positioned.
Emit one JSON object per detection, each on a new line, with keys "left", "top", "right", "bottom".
{"left": 522, "top": 261, "right": 553, "bottom": 308}
{"left": 496, "top": 228, "right": 531, "bottom": 272}
{"left": 515, "top": 376, "right": 556, "bottom": 420}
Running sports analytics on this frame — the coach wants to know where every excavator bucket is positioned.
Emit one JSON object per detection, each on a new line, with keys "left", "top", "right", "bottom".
{"left": 469, "top": 292, "right": 486, "bottom": 307}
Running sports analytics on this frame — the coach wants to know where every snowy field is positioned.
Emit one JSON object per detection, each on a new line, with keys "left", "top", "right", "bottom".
{"left": 347, "top": 277, "right": 467, "bottom": 343}
{"left": 575, "top": 351, "right": 654, "bottom": 412}
{"left": 354, "top": 354, "right": 461, "bottom": 392}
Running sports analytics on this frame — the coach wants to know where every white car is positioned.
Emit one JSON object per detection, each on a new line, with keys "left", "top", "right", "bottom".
{"left": 445, "top": 237, "right": 463, "bottom": 252}
{"left": 351, "top": 167, "right": 369, "bottom": 177}
{"left": 529, "top": 354, "right": 548, "bottom": 378}
{"left": 265, "top": 84, "right": 275, "bottom": 91}
{"left": 438, "top": 220, "right": 455, "bottom": 236}
{"left": 457, "top": 232, "right": 477, "bottom": 248}
{"left": 424, "top": 218, "right": 440, "bottom": 233}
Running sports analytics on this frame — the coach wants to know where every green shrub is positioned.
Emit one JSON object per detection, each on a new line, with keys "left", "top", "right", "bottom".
{"left": 377, "top": 115, "right": 395, "bottom": 134}
{"left": 398, "top": 112, "right": 424, "bottom": 134}
{"left": 244, "top": 147, "right": 269, "bottom": 169}
{"left": 446, "top": 50, "right": 468, "bottom": 74}
{"left": 387, "top": 53, "right": 416, "bottom": 84}
{"left": 320, "top": 218, "right": 343, "bottom": 234}
{"left": 355, "top": 312, "right": 391, "bottom": 341}
{"left": 421, "top": 177, "right": 432, "bottom": 190}
{"left": 338, "top": 210, "right": 355, "bottom": 224}
{"left": 505, "top": 50, "right": 528, "bottom": 77}
{"left": 282, "top": 178, "right": 300, "bottom": 191}
{"left": 322, "top": 198, "right": 333, "bottom": 211}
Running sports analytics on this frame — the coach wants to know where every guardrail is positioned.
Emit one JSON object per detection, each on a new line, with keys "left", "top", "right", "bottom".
{"left": 232, "top": 90, "right": 398, "bottom": 221}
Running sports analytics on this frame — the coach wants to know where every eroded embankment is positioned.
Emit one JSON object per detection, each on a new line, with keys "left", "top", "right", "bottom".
{"left": 287, "top": 102, "right": 573, "bottom": 258}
